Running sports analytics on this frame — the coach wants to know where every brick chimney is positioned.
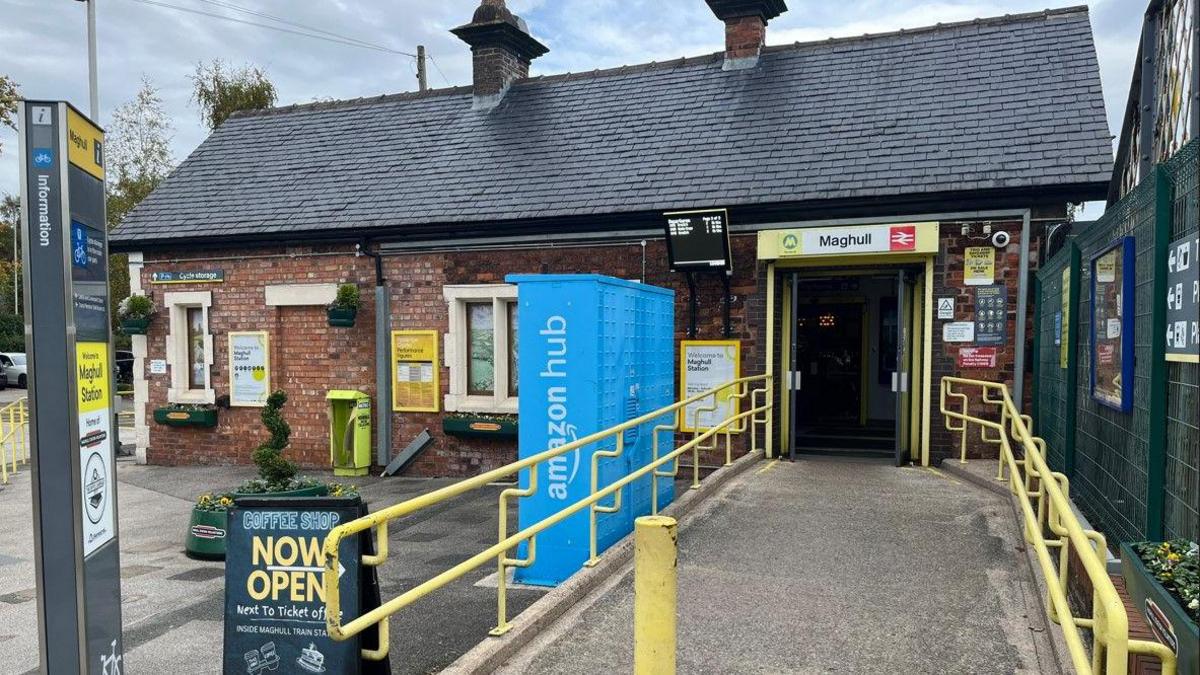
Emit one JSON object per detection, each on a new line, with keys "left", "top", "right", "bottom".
{"left": 452, "top": 0, "right": 549, "bottom": 110}
{"left": 705, "top": 0, "right": 788, "bottom": 70}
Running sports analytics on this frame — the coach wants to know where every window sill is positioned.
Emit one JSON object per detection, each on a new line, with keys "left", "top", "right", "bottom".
{"left": 168, "top": 389, "right": 216, "bottom": 406}
{"left": 443, "top": 394, "right": 518, "bottom": 415}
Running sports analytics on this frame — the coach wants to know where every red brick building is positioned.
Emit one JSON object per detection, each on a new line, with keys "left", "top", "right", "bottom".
{"left": 111, "top": 1, "right": 1113, "bottom": 476}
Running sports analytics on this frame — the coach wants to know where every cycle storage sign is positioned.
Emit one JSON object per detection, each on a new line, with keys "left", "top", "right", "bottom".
{"left": 224, "top": 497, "right": 362, "bottom": 675}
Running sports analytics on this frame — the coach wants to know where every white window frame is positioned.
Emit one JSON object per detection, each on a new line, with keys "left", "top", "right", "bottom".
{"left": 443, "top": 284, "right": 518, "bottom": 414}
{"left": 164, "top": 290, "right": 215, "bottom": 405}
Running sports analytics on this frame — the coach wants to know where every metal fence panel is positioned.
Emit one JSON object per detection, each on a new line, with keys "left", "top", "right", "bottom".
{"left": 1163, "top": 141, "right": 1199, "bottom": 543}
{"left": 1073, "top": 172, "right": 1160, "bottom": 545}
{"left": 1035, "top": 248, "right": 1072, "bottom": 472}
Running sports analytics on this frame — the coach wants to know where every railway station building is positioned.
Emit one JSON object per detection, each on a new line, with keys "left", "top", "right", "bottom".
{"left": 110, "top": 0, "right": 1114, "bottom": 476}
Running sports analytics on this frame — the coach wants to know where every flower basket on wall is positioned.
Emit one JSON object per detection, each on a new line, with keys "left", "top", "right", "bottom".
{"left": 153, "top": 405, "right": 219, "bottom": 428}
{"left": 326, "top": 307, "right": 357, "bottom": 327}
{"left": 1120, "top": 541, "right": 1199, "bottom": 675}
{"left": 120, "top": 317, "right": 151, "bottom": 335}
{"left": 327, "top": 283, "right": 361, "bottom": 327}
{"left": 443, "top": 414, "right": 518, "bottom": 438}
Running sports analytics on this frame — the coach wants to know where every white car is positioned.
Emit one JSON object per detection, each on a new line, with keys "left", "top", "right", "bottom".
{"left": 0, "top": 353, "right": 26, "bottom": 388}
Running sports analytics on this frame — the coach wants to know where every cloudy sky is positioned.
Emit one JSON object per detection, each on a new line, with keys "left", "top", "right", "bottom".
{"left": 1, "top": 0, "right": 1142, "bottom": 216}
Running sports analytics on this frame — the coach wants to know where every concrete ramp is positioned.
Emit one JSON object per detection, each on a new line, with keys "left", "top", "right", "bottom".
{"left": 493, "top": 456, "right": 1058, "bottom": 674}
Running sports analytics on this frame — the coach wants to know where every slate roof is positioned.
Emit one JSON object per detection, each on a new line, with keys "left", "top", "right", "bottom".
{"left": 112, "top": 6, "right": 1114, "bottom": 248}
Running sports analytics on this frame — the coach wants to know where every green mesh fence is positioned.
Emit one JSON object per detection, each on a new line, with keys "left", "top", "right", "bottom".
{"left": 1163, "top": 141, "right": 1199, "bottom": 543}
{"left": 1035, "top": 248, "right": 1072, "bottom": 472}
{"left": 1071, "top": 171, "right": 1160, "bottom": 545}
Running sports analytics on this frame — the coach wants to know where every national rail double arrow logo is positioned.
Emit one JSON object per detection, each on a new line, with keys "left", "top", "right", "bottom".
{"left": 889, "top": 225, "right": 916, "bottom": 250}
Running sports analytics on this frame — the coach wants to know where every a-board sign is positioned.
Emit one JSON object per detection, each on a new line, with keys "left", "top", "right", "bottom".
{"left": 224, "top": 497, "right": 362, "bottom": 675}
{"left": 20, "top": 100, "right": 125, "bottom": 673}
{"left": 664, "top": 208, "right": 732, "bottom": 272}
{"left": 391, "top": 330, "right": 439, "bottom": 412}
{"left": 680, "top": 340, "right": 740, "bottom": 432}
{"left": 973, "top": 285, "right": 1007, "bottom": 346}
{"left": 963, "top": 247, "right": 996, "bottom": 286}
{"left": 230, "top": 332, "right": 271, "bottom": 407}
{"left": 150, "top": 269, "right": 225, "bottom": 284}
{"left": 1165, "top": 234, "right": 1199, "bottom": 362}
{"left": 957, "top": 347, "right": 998, "bottom": 369}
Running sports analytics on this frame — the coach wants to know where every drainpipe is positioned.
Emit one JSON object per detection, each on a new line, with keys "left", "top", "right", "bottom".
{"left": 357, "top": 242, "right": 392, "bottom": 468}
{"left": 1012, "top": 210, "right": 1032, "bottom": 411}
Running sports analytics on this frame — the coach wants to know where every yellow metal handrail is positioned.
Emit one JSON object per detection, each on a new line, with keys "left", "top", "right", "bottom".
{"left": 1, "top": 398, "right": 29, "bottom": 484}
{"left": 939, "top": 377, "right": 1176, "bottom": 675}
{"left": 322, "top": 374, "right": 773, "bottom": 660}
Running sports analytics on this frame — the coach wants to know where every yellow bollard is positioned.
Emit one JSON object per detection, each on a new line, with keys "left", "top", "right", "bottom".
{"left": 634, "top": 515, "right": 677, "bottom": 675}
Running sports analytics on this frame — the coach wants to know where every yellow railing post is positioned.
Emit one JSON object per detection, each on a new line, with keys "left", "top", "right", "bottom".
{"left": 634, "top": 515, "right": 677, "bottom": 675}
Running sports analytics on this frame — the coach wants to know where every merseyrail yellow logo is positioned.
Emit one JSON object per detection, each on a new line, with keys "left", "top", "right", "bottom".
{"left": 66, "top": 107, "right": 105, "bottom": 181}
{"left": 77, "top": 342, "right": 110, "bottom": 415}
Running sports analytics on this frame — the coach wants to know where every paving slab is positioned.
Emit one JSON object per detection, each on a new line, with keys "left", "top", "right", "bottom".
{"left": 500, "top": 456, "right": 1057, "bottom": 674}
{"left": 1, "top": 458, "right": 545, "bottom": 673}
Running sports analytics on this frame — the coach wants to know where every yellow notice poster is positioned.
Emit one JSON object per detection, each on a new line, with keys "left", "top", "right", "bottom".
{"left": 392, "top": 330, "right": 439, "bottom": 412}
{"left": 1060, "top": 267, "right": 1071, "bottom": 369}
{"left": 77, "top": 342, "right": 116, "bottom": 557}
{"left": 680, "top": 340, "right": 741, "bottom": 433}
{"left": 963, "top": 247, "right": 996, "bottom": 286}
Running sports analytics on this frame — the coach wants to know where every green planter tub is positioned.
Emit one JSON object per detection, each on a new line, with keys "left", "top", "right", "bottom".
{"left": 327, "top": 307, "right": 357, "bottom": 327}
{"left": 443, "top": 416, "right": 518, "bottom": 438}
{"left": 184, "top": 485, "right": 331, "bottom": 561}
{"left": 120, "top": 317, "right": 151, "bottom": 335}
{"left": 1120, "top": 542, "right": 1198, "bottom": 675}
{"left": 185, "top": 508, "right": 229, "bottom": 560}
{"left": 232, "top": 484, "right": 329, "bottom": 499}
{"left": 154, "top": 406, "right": 219, "bottom": 428}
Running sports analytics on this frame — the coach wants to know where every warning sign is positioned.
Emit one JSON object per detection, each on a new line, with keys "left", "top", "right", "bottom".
{"left": 957, "top": 347, "right": 998, "bottom": 369}
{"left": 936, "top": 297, "right": 955, "bottom": 320}
{"left": 392, "top": 330, "right": 439, "bottom": 412}
{"left": 77, "top": 341, "right": 116, "bottom": 557}
{"left": 963, "top": 247, "right": 996, "bottom": 286}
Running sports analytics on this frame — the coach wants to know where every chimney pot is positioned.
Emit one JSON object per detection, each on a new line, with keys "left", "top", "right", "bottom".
{"left": 705, "top": 0, "right": 788, "bottom": 70}
{"left": 452, "top": 0, "right": 548, "bottom": 109}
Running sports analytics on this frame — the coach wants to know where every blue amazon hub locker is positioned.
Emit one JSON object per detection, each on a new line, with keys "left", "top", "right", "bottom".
{"left": 507, "top": 274, "right": 675, "bottom": 586}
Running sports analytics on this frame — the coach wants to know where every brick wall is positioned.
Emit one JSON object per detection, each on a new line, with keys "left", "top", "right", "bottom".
{"left": 928, "top": 220, "right": 1041, "bottom": 460}
{"left": 139, "top": 236, "right": 765, "bottom": 476}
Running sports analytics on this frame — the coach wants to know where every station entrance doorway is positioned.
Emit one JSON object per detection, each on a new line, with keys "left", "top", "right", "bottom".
{"left": 782, "top": 269, "right": 923, "bottom": 464}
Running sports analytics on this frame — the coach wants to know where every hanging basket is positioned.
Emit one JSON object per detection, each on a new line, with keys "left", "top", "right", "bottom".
{"left": 327, "top": 307, "right": 357, "bottom": 327}
{"left": 120, "top": 317, "right": 151, "bottom": 335}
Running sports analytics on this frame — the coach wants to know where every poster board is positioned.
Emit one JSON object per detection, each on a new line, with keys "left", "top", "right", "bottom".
{"left": 973, "top": 285, "right": 1007, "bottom": 345}
{"left": 1060, "top": 266, "right": 1072, "bottom": 369}
{"left": 1090, "top": 237, "right": 1135, "bottom": 412}
{"left": 392, "top": 330, "right": 439, "bottom": 412}
{"left": 963, "top": 247, "right": 996, "bottom": 286}
{"left": 229, "top": 331, "right": 271, "bottom": 407}
{"left": 680, "top": 340, "right": 740, "bottom": 433}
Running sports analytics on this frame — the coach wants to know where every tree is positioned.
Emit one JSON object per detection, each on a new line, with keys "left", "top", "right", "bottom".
{"left": 190, "top": 60, "right": 277, "bottom": 131}
{"left": 0, "top": 194, "right": 20, "bottom": 318}
{"left": 104, "top": 78, "right": 176, "bottom": 340}
{"left": 0, "top": 75, "right": 18, "bottom": 157}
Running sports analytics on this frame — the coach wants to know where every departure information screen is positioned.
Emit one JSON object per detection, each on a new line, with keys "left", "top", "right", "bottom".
{"left": 664, "top": 209, "right": 732, "bottom": 272}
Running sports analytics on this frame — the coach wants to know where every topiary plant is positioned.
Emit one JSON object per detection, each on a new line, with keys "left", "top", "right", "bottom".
{"left": 251, "top": 390, "right": 297, "bottom": 488}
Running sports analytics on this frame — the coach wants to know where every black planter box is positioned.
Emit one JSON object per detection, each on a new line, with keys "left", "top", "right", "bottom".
{"left": 1120, "top": 542, "right": 1198, "bottom": 675}
{"left": 120, "top": 317, "right": 151, "bottom": 335}
{"left": 443, "top": 416, "right": 518, "bottom": 438}
{"left": 153, "top": 406, "right": 219, "bottom": 428}
{"left": 327, "top": 307, "right": 357, "bottom": 327}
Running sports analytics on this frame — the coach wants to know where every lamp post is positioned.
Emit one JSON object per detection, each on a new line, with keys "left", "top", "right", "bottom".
{"left": 73, "top": 0, "right": 99, "bottom": 119}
